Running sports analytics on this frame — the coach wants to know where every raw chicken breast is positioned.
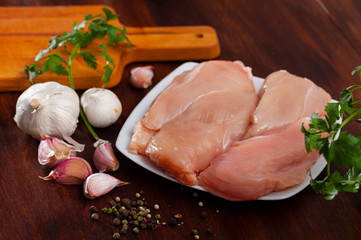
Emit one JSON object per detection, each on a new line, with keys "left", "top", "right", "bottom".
{"left": 244, "top": 70, "right": 331, "bottom": 138}
{"left": 128, "top": 121, "right": 157, "bottom": 155}
{"left": 141, "top": 60, "right": 255, "bottom": 130}
{"left": 198, "top": 117, "right": 319, "bottom": 201}
{"left": 145, "top": 90, "right": 258, "bottom": 186}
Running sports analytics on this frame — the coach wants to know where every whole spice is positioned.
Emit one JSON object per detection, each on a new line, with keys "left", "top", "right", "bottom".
{"left": 113, "top": 217, "right": 121, "bottom": 226}
{"left": 39, "top": 157, "right": 92, "bottom": 185}
{"left": 80, "top": 88, "right": 122, "bottom": 128}
{"left": 89, "top": 206, "right": 98, "bottom": 212}
{"left": 133, "top": 227, "right": 140, "bottom": 234}
{"left": 38, "top": 136, "right": 80, "bottom": 168}
{"left": 168, "top": 218, "right": 178, "bottom": 226}
{"left": 14, "top": 81, "right": 80, "bottom": 140}
{"left": 93, "top": 139, "right": 119, "bottom": 172}
{"left": 92, "top": 194, "right": 168, "bottom": 237}
{"left": 91, "top": 213, "right": 99, "bottom": 221}
{"left": 83, "top": 173, "right": 129, "bottom": 199}
{"left": 130, "top": 66, "right": 154, "bottom": 89}
{"left": 112, "top": 232, "right": 120, "bottom": 239}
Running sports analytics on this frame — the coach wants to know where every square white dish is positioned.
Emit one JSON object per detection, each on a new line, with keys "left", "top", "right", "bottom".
{"left": 115, "top": 61, "right": 327, "bottom": 200}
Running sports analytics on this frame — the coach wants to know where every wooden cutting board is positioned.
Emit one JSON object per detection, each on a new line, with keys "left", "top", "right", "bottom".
{"left": 0, "top": 5, "right": 220, "bottom": 91}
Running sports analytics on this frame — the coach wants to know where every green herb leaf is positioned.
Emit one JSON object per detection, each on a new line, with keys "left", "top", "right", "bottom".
{"left": 99, "top": 44, "right": 115, "bottom": 86}
{"left": 102, "top": 7, "right": 119, "bottom": 21}
{"left": 24, "top": 7, "right": 133, "bottom": 87}
{"left": 41, "top": 53, "right": 68, "bottom": 76}
{"left": 79, "top": 52, "right": 98, "bottom": 69}
{"left": 24, "top": 63, "right": 43, "bottom": 84}
{"left": 303, "top": 66, "right": 361, "bottom": 199}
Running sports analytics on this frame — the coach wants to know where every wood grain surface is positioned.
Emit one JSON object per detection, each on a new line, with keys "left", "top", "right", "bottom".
{"left": 0, "top": 0, "right": 360, "bottom": 240}
{"left": 0, "top": 5, "right": 219, "bottom": 91}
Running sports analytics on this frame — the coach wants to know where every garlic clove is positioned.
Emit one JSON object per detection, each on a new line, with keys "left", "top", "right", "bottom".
{"left": 93, "top": 139, "right": 120, "bottom": 172}
{"left": 83, "top": 173, "right": 129, "bottom": 199}
{"left": 40, "top": 157, "right": 93, "bottom": 185}
{"left": 38, "top": 136, "right": 80, "bottom": 168}
{"left": 80, "top": 88, "right": 122, "bottom": 128}
{"left": 130, "top": 65, "right": 154, "bottom": 89}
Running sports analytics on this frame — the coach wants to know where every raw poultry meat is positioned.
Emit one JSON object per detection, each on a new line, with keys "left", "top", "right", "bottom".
{"left": 198, "top": 117, "right": 319, "bottom": 201}
{"left": 128, "top": 60, "right": 255, "bottom": 155}
{"left": 128, "top": 60, "right": 330, "bottom": 201}
{"left": 145, "top": 90, "right": 257, "bottom": 186}
{"left": 141, "top": 60, "right": 255, "bottom": 131}
{"left": 244, "top": 70, "right": 331, "bottom": 139}
{"left": 128, "top": 121, "right": 157, "bottom": 155}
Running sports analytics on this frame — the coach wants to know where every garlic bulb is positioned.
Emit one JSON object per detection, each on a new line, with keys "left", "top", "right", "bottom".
{"left": 80, "top": 88, "right": 122, "bottom": 128}
{"left": 14, "top": 81, "right": 80, "bottom": 140}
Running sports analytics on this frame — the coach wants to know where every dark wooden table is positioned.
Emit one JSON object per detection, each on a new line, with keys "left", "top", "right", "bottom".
{"left": 1, "top": 0, "right": 360, "bottom": 239}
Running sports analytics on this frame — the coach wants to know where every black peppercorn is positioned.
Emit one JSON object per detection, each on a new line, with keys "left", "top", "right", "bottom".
{"left": 147, "top": 222, "right": 154, "bottom": 229}
{"left": 89, "top": 206, "right": 98, "bottom": 212}
{"left": 120, "top": 209, "right": 130, "bottom": 217}
{"left": 122, "top": 198, "right": 131, "bottom": 205}
{"left": 113, "top": 218, "right": 121, "bottom": 226}
{"left": 168, "top": 218, "right": 177, "bottom": 226}
{"left": 140, "top": 222, "right": 147, "bottom": 229}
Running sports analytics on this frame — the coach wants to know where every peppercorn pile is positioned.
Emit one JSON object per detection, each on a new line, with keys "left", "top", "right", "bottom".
{"left": 89, "top": 190, "right": 214, "bottom": 239}
{"left": 89, "top": 191, "right": 171, "bottom": 238}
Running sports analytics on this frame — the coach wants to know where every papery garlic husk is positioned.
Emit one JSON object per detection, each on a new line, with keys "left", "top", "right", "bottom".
{"left": 80, "top": 88, "right": 122, "bottom": 128}
{"left": 83, "top": 173, "right": 129, "bottom": 199}
{"left": 93, "top": 139, "right": 119, "bottom": 172}
{"left": 14, "top": 81, "right": 80, "bottom": 140}
{"left": 130, "top": 65, "right": 154, "bottom": 89}
{"left": 40, "top": 157, "right": 93, "bottom": 185}
{"left": 38, "top": 136, "right": 82, "bottom": 168}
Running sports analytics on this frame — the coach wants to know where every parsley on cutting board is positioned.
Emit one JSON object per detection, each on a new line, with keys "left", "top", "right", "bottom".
{"left": 302, "top": 67, "right": 361, "bottom": 200}
{"left": 24, "top": 7, "right": 133, "bottom": 88}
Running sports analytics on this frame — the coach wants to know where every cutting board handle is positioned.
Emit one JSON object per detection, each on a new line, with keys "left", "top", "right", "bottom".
{"left": 123, "top": 25, "right": 220, "bottom": 64}
{"left": 0, "top": 5, "right": 221, "bottom": 91}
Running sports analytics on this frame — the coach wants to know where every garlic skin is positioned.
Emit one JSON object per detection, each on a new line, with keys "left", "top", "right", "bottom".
{"left": 40, "top": 157, "right": 92, "bottom": 185}
{"left": 38, "top": 136, "right": 80, "bottom": 168}
{"left": 14, "top": 81, "right": 80, "bottom": 140}
{"left": 130, "top": 66, "right": 154, "bottom": 89}
{"left": 83, "top": 173, "right": 129, "bottom": 199}
{"left": 80, "top": 88, "right": 122, "bottom": 128}
{"left": 93, "top": 139, "right": 120, "bottom": 172}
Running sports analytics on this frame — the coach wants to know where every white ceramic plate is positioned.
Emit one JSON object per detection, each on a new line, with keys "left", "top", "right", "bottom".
{"left": 115, "top": 62, "right": 327, "bottom": 200}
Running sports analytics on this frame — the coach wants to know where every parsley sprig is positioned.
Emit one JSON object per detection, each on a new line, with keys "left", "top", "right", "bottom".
{"left": 24, "top": 8, "right": 133, "bottom": 141}
{"left": 301, "top": 67, "right": 361, "bottom": 200}
{"left": 25, "top": 7, "right": 132, "bottom": 88}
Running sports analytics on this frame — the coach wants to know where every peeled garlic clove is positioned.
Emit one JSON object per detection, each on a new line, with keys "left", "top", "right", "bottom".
{"left": 83, "top": 173, "right": 129, "bottom": 199}
{"left": 130, "top": 65, "right": 154, "bottom": 89}
{"left": 38, "top": 136, "right": 80, "bottom": 168}
{"left": 14, "top": 81, "right": 80, "bottom": 140}
{"left": 93, "top": 139, "right": 119, "bottom": 172}
{"left": 40, "top": 157, "right": 92, "bottom": 185}
{"left": 80, "top": 88, "right": 122, "bottom": 128}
